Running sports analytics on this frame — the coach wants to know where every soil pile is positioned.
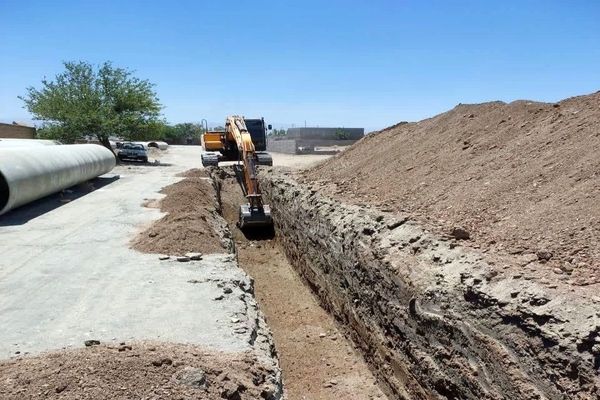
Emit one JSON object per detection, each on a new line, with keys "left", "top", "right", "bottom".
{"left": 0, "top": 342, "right": 279, "bottom": 400}
{"left": 133, "top": 172, "right": 226, "bottom": 255}
{"left": 304, "top": 91, "right": 600, "bottom": 283}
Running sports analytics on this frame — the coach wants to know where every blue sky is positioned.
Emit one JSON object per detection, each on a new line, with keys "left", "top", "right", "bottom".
{"left": 1, "top": 0, "right": 599, "bottom": 131}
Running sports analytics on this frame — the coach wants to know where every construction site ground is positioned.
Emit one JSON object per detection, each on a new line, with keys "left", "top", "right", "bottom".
{"left": 0, "top": 146, "right": 383, "bottom": 399}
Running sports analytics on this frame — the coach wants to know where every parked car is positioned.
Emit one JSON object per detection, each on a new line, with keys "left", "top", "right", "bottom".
{"left": 117, "top": 143, "right": 148, "bottom": 163}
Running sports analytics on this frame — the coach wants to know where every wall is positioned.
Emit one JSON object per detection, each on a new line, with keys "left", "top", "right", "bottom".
{"left": 0, "top": 123, "right": 35, "bottom": 139}
{"left": 287, "top": 127, "right": 364, "bottom": 140}
{"left": 266, "top": 138, "right": 297, "bottom": 154}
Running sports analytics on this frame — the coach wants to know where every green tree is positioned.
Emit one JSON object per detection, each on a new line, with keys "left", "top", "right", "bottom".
{"left": 163, "top": 123, "right": 204, "bottom": 142}
{"left": 334, "top": 128, "right": 349, "bottom": 140}
{"left": 20, "top": 61, "right": 162, "bottom": 151}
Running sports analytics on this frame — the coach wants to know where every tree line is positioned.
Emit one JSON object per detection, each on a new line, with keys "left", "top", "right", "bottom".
{"left": 20, "top": 61, "right": 205, "bottom": 148}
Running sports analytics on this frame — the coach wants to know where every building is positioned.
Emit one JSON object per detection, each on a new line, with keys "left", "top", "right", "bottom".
{"left": 0, "top": 122, "right": 36, "bottom": 139}
{"left": 267, "top": 127, "right": 364, "bottom": 154}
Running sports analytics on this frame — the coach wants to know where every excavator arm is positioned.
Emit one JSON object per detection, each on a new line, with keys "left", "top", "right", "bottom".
{"left": 226, "top": 116, "right": 273, "bottom": 230}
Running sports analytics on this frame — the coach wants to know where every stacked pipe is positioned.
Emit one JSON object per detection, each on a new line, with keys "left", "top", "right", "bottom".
{"left": 0, "top": 144, "right": 115, "bottom": 215}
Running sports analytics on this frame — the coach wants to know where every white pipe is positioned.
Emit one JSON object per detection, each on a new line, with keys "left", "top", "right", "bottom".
{"left": 0, "top": 144, "right": 115, "bottom": 215}
{"left": 134, "top": 141, "right": 168, "bottom": 150}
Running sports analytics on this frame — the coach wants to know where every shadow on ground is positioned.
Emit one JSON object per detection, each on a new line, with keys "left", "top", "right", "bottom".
{"left": 239, "top": 225, "right": 276, "bottom": 241}
{"left": 0, "top": 175, "right": 120, "bottom": 227}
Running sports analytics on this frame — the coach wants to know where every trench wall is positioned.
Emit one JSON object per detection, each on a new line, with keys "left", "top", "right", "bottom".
{"left": 261, "top": 171, "right": 600, "bottom": 400}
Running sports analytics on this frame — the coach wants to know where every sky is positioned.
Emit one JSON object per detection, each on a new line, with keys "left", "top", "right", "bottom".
{"left": 1, "top": 0, "right": 599, "bottom": 131}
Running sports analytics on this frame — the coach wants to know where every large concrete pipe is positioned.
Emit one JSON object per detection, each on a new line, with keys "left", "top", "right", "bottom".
{"left": 134, "top": 141, "right": 168, "bottom": 150}
{"left": 0, "top": 139, "right": 61, "bottom": 147}
{"left": 0, "top": 144, "right": 115, "bottom": 215}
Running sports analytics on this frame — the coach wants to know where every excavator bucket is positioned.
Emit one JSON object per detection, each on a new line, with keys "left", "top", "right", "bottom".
{"left": 238, "top": 203, "right": 273, "bottom": 230}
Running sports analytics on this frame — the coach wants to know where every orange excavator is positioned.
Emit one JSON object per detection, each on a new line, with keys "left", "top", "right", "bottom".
{"left": 201, "top": 116, "right": 273, "bottom": 230}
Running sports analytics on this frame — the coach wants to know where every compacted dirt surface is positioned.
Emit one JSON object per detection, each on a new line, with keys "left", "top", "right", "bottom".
{"left": 132, "top": 169, "right": 229, "bottom": 255}
{"left": 216, "top": 170, "right": 386, "bottom": 400}
{"left": 0, "top": 342, "right": 279, "bottom": 400}
{"left": 304, "top": 91, "right": 600, "bottom": 285}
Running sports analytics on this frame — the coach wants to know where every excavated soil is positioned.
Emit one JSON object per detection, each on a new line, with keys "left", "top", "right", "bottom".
{"left": 132, "top": 171, "right": 228, "bottom": 255}
{"left": 215, "top": 169, "right": 386, "bottom": 400}
{"left": 0, "top": 342, "right": 279, "bottom": 400}
{"left": 304, "top": 91, "right": 600, "bottom": 284}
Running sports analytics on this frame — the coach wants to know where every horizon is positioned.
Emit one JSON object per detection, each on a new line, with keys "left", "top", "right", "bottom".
{"left": 1, "top": 1, "right": 599, "bottom": 132}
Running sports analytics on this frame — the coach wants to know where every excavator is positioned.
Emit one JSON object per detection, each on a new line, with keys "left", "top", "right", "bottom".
{"left": 201, "top": 116, "right": 273, "bottom": 230}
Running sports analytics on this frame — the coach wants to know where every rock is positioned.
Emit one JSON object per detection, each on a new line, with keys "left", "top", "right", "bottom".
{"left": 319, "top": 333, "right": 326, "bottom": 338}
{"left": 214, "top": 295, "right": 224, "bottom": 301}
{"left": 172, "top": 366, "right": 207, "bottom": 388}
{"left": 176, "top": 256, "right": 190, "bottom": 262}
{"left": 186, "top": 252, "right": 203, "bottom": 260}
{"left": 148, "top": 232, "right": 158, "bottom": 238}
{"left": 223, "top": 287, "right": 233, "bottom": 294}
{"left": 450, "top": 227, "right": 470, "bottom": 240}
{"left": 84, "top": 340, "right": 100, "bottom": 347}
{"left": 221, "top": 382, "right": 245, "bottom": 399}
{"left": 536, "top": 250, "right": 553, "bottom": 261}
{"left": 55, "top": 383, "right": 68, "bottom": 393}
{"left": 560, "top": 263, "right": 573, "bottom": 274}
{"left": 387, "top": 217, "right": 408, "bottom": 230}
{"left": 118, "top": 345, "right": 132, "bottom": 352}
{"left": 152, "top": 357, "right": 173, "bottom": 367}
{"left": 158, "top": 255, "right": 170, "bottom": 260}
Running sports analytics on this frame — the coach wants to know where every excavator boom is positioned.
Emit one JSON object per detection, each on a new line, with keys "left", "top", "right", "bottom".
{"left": 225, "top": 116, "right": 273, "bottom": 230}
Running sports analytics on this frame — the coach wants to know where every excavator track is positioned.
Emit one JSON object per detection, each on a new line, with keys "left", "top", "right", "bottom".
{"left": 256, "top": 152, "right": 273, "bottom": 166}
{"left": 201, "top": 152, "right": 219, "bottom": 167}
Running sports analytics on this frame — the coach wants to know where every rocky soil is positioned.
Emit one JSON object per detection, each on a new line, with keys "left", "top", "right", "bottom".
{"left": 304, "top": 91, "right": 600, "bottom": 285}
{"left": 0, "top": 342, "right": 280, "bottom": 399}
{"left": 262, "top": 171, "right": 600, "bottom": 399}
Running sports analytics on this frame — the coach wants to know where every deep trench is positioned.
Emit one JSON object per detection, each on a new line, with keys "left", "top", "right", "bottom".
{"left": 212, "top": 168, "right": 386, "bottom": 400}
{"left": 209, "top": 167, "right": 598, "bottom": 400}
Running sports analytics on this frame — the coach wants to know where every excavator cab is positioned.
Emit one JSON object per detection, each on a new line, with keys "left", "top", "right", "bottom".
{"left": 201, "top": 118, "right": 272, "bottom": 167}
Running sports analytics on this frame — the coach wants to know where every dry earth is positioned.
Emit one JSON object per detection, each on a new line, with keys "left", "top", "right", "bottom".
{"left": 0, "top": 342, "right": 279, "bottom": 400}
{"left": 132, "top": 169, "right": 229, "bottom": 255}
{"left": 304, "top": 91, "right": 600, "bottom": 285}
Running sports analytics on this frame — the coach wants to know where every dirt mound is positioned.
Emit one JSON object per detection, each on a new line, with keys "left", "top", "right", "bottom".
{"left": 176, "top": 168, "right": 207, "bottom": 178}
{"left": 304, "top": 91, "right": 600, "bottom": 283}
{"left": 0, "top": 342, "right": 279, "bottom": 400}
{"left": 132, "top": 174, "right": 226, "bottom": 255}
